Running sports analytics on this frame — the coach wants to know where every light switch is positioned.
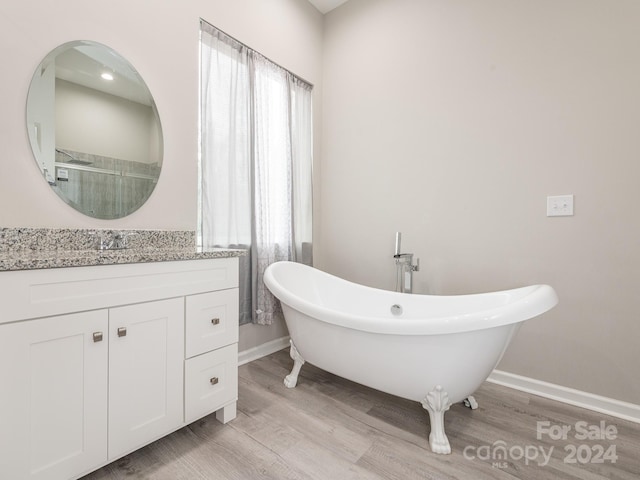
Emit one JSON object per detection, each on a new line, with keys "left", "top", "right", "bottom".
{"left": 547, "top": 195, "right": 574, "bottom": 217}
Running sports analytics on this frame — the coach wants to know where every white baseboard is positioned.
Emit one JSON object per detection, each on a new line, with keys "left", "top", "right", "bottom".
{"left": 488, "top": 369, "right": 640, "bottom": 424}
{"left": 238, "top": 336, "right": 290, "bottom": 366}
{"left": 237, "top": 343, "right": 640, "bottom": 424}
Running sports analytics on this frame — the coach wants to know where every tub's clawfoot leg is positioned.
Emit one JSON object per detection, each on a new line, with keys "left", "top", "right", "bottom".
{"left": 463, "top": 396, "right": 478, "bottom": 410}
{"left": 421, "top": 385, "right": 452, "bottom": 454}
{"left": 284, "top": 340, "right": 305, "bottom": 388}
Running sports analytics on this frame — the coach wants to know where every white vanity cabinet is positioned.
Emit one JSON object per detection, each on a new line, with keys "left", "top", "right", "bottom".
{"left": 0, "top": 257, "right": 240, "bottom": 480}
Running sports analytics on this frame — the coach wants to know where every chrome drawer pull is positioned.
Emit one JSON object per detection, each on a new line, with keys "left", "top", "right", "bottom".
{"left": 210, "top": 377, "right": 219, "bottom": 385}
{"left": 117, "top": 327, "right": 127, "bottom": 337}
{"left": 211, "top": 318, "right": 220, "bottom": 325}
{"left": 93, "top": 332, "right": 103, "bottom": 342}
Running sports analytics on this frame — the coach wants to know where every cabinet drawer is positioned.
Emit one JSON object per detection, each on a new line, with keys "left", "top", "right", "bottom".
{"left": 185, "top": 343, "right": 238, "bottom": 424}
{"left": 185, "top": 289, "right": 239, "bottom": 358}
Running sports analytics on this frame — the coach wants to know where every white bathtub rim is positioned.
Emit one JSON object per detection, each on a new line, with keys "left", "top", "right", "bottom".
{"left": 264, "top": 261, "right": 559, "bottom": 336}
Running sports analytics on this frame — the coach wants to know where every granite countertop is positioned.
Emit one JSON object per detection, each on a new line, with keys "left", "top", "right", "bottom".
{"left": 0, "top": 228, "right": 246, "bottom": 272}
{"left": 0, "top": 247, "right": 246, "bottom": 272}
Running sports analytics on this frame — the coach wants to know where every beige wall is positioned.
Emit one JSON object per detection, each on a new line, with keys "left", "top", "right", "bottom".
{"left": 0, "top": 0, "right": 323, "bottom": 351}
{"left": 0, "top": 0, "right": 322, "bottom": 230}
{"left": 320, "top": 0, "right": 640, "bottom": 404}
{"left": 3, "top": 0, "right": 639, "bottom": 405}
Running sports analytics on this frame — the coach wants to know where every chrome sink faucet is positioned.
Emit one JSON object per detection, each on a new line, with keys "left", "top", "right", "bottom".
{"left": 112, "top": 231, "right": 138, "bottom": 249}
{"left": 88, "top": 230, "right": 138, "bottom": 250}
{"left": 88, "top": 231, "right": 113, "bottom": 250}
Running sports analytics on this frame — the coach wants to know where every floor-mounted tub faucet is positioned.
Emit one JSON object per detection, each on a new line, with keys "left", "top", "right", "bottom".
{"left": 394, "top": 232, "right": 419, "bottom": 293}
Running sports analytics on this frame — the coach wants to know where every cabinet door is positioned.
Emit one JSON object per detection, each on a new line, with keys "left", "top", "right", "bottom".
{"left": 108, "top": 298, "right": 184, "bottom": 461}
{"left": 0, "top": 311, "right": 108, "bottom": 480}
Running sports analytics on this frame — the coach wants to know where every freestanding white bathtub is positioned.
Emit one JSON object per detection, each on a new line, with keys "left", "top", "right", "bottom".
{"left": 263, "top": 261, "right": 558, "bottom": 454}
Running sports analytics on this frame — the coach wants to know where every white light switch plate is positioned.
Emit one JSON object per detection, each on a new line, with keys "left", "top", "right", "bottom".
{"left": 547, "top": 195, "right": 574, "bottom": 217}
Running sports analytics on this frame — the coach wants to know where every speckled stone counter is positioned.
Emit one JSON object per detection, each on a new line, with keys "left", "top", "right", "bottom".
{"left": 0, "top": 228, "right": 246, "bottom": 271}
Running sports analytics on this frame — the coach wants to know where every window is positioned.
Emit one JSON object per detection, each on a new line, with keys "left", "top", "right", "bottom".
{"left": 199, "top": 20, "right": 313, "bottom": 325}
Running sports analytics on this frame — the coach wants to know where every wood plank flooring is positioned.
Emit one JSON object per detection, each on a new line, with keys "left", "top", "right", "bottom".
{"left": 82, "top": 349, "right": 640, "bottom": 480}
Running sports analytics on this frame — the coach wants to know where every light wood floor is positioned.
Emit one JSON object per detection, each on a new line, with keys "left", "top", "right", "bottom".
{"left": 83, "top": 349, "right": 640, "bottom": 480}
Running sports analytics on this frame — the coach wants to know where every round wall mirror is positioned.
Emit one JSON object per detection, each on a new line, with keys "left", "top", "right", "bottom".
{"left": 26, "top": 40, "right": 163, "bottom": 219}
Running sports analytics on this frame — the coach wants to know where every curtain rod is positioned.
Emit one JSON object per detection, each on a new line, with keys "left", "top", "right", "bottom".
{"left": 199, "top": 18, "right": 314, "bottom": 89}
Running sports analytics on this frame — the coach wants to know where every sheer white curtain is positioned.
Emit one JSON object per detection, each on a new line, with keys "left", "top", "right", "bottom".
{"left": 199, "top": 21, "right": 313, "bottom": 325}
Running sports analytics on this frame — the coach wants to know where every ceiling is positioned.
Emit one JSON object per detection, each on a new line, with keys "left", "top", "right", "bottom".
{"left": 55, "top": 43, "right": 152, "bottom": 106}
{"left": 308, "top": 0, "right": 349, "bottom": 14}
